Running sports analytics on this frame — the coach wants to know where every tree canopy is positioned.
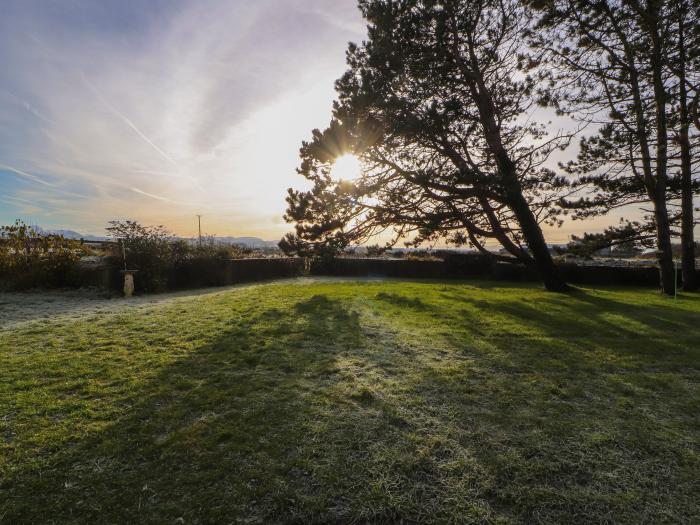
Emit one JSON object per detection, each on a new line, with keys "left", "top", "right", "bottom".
{"left": 282, "top": 0, "right": 699, "bottom": 294}
{"left": 282, "top": 0, "right": 575, "bottom": 291}
{"left": 529, "top": 0, "right": 700, "bottom": 292}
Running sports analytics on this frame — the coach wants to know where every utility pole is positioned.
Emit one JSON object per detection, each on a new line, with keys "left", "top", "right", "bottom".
{"left": 196, "top": 214, "right": 202, "bottom": 247}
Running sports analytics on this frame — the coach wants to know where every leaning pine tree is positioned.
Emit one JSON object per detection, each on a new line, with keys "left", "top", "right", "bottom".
{"left": 281, "top": 0, "right": 575, "bottom": 292}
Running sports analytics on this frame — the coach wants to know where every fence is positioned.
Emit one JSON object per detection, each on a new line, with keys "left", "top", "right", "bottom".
{"left": 99, "top": 257, "right": 306, "bottom": 293}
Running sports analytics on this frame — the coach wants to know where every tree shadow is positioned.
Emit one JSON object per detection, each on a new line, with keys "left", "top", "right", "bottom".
{"left": 3, "top": 295, "right": 367, "bottom": 523}
{"left": 387, "top": 289, "right": 700, "bottom": 522}
{"left": 3, "top": 285, "right": 699, "bottom": 524}
{"left": 441, "top": 286, "right": 699, "bottom": 342}
{"left": 375, "top": 291, "right": 430, "bottom": 310}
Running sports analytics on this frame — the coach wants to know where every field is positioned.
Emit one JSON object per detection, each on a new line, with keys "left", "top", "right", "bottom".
{"left": 1, "top": 279, "right": 699, "bottom": 524}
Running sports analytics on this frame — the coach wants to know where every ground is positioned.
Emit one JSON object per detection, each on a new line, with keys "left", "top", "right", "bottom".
{"left": 1, "top": 279, "right": 699, "bottom": 524}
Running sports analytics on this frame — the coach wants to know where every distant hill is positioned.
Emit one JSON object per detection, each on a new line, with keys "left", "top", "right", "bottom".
{"left": 212, "top": 236, "right": 280, "bottom": 248}
{"left": 48, "top": 229, "right": 109, "bottom": 242}
{"left": 38, "top": 227, "right": 280, "bottom": 248}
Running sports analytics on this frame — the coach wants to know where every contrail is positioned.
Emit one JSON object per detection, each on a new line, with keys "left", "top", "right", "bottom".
{"left": 130, "top": 186, "right": 180, "bottom": 204}
{"left": 0, "top": 163, "right": 55, "bottom": 187}
{"left": 81, "top": 73, "right": 178, "bottom": 166}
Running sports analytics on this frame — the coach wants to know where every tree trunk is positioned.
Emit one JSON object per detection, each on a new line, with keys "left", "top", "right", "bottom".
{"left": 679, "top": 126, "right": 697, "bottom": 291}
{"left": 648, "top": 14, "right": 675, "bottom": 296}
{"left": 677, "top": 6, "right": 697, "bottom": 291}
{"left": 495, "top": 151, "right": 569, "bottom": 292}
{"left": 463, "top": 55, "right": 570, "bottom": 293}
{"left": 506, "top": 183, "right": 569, "bottom": 292}
{"left": 653, "top": 193, "right": 677, "bottom": 295}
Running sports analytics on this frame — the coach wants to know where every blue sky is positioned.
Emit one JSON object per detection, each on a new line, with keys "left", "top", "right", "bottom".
{"left": 0, "top": 0, "right": 365, "bottom": 237}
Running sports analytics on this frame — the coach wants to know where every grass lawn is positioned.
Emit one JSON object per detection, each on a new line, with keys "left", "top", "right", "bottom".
{"left": 1, "top": 279, "right": 699, "bottom": 524}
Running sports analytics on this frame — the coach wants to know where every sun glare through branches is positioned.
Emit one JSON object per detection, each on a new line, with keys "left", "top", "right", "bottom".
{"left": 330, "top": 154, "right": 362, "bottom": 181}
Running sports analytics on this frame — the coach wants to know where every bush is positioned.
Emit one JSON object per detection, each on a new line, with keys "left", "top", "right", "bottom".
{"left": 106, "top": 222, "right": 277, "bottom": 293}
{"left": 0, "top": 220, "right": 85, "bottom": 290}
{"left": 171, "top": 237, "right": 254, "bottom": 262}
{"left": 106, "top": 220, "right": 173, "bottom": 292}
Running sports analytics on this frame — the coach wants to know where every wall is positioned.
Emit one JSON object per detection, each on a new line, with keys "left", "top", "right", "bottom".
{"left": 2, "top": 254, "right": 668, "bottom": 293}
{"left": 310, "top": 256, "right": 665, "bottom": 287}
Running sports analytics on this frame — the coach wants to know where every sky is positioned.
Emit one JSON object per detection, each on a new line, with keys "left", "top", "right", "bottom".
{"left": 0, "top": 0, "right": 638, "bottom": 243}
{"left": 0, "top": 0, "right": 366, "bottom": 239}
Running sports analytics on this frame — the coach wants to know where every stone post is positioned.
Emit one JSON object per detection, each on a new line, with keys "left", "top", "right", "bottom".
{"left": 122, "top": 271, "right": 135, "bottom": 298}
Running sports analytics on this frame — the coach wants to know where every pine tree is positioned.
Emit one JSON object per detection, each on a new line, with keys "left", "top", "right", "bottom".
{"left": 283, "top": 0, "right": 574, "bottom": 292}
{"left": 530, "top": 0, "right": 699, "bottom": 294}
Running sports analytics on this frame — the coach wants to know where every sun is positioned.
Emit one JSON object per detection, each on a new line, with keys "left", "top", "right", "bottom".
{"left": 331, "top": 154, "right": 362, "bottom": 181}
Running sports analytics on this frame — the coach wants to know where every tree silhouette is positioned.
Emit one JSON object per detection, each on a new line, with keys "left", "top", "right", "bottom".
{"left": 530, "top": 0, "right": 699, "bottom": 293}
{"left": 670, "top": 0, "right": 700, "bottom": 290}
{"left": 282, "top": 0, "right": 574, "bottom": 292}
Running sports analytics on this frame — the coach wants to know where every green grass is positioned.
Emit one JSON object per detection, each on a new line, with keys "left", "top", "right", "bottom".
{"left": 1, "top": 280, "right": 699, "bottom": 524}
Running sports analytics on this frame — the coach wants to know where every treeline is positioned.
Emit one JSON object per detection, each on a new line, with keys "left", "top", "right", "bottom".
{"left": 281, "top": 0, "right": 699, "bottom": 294}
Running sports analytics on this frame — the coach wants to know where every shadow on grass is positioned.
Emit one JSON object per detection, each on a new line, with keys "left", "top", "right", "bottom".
{"left": 375, "top": 291, "right": 430, "bottom": 310}
{"left": 440, "top": 286, "right": 699, "bottom": 342}
{"left": 393, "top": 288, "right": 700, "bottom": 522}
{"left": 3, "top": 285, "right": 699, "bottom": 524}
{"left": 4, "top": 295, "right": 366, "bottom": 523}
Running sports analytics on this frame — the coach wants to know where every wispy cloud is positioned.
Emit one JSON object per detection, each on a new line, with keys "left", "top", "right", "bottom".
{"left": 0, "top": 0, "right": 365, "bottom": 237}
{"left": 0, "top": 164, "right": 55, "bottom": 187}
{"left": 81, "top": 73, "right": 179, "bottom": 166}
{"left": 130, "top": 187, "right": 183, "bottom": 204}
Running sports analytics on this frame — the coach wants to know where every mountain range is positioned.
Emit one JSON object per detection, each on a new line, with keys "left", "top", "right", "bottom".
{"left": 37, "top": 228, "right": 280, "bottom": 248}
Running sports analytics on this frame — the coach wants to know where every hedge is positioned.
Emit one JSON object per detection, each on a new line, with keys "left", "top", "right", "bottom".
{"left": 309, "top": 255, "right": 668, "bottom": 287}
{"left": 1, "top": 254, "right": 672, "bottom": 293}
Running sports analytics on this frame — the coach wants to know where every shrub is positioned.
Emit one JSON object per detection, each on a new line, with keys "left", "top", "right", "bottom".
{"left": 106, "top": 220, "right": 173, "bottom": 292}
{"left": 105, "top": 223, "right": 269, "bottom": 292}
{"left": 0, "top": 220, "right": 85, "bottom": 290}
{"left": 171, "top": 237, "right": 254, "bottom": 262}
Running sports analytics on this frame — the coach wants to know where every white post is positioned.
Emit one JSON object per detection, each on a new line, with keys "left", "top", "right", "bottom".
{"left": 675, "top": 260, "right": 678, "bottom": 300}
